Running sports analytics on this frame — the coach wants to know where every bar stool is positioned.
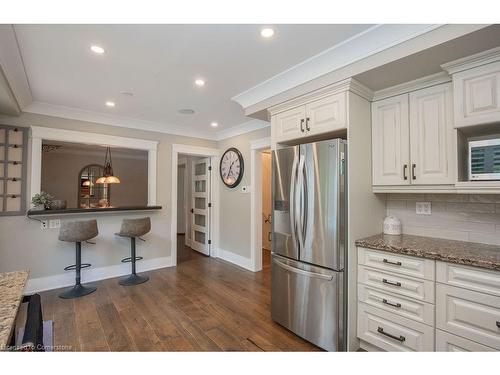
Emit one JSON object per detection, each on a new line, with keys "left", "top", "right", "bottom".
{"left": 58, "top": 219, "right": 98, "bottom": 299}
{"left": 116, "top": 217, "right": 151, "bottom": 286}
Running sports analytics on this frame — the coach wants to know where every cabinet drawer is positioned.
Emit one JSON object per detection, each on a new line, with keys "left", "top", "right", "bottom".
{"left": 357, "top": 303, "right": 435, "bottom": 351}
{"left": 436, "top": 261, "right": 500, "bottom": 297}
{"left": 358, "top": 265, "right": 435, "bottom": 303}
{"left": 358, "top": 284, "right": 435, "bottom": 325}
{"left": 436, "top": 283, "right": 500, "bottom": 350}
{"left": 273, "top": 106, "right": 307, "bottom": 143}
{"left": 358, "top": 247, "right": 435, "bottom": 280}
{"left": 436, "top": 329, "right": 496, "bottom": 352}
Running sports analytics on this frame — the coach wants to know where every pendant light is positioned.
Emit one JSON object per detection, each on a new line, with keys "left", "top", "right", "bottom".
{"left": 96, "top": 147, "right": 121, "bottom": 184}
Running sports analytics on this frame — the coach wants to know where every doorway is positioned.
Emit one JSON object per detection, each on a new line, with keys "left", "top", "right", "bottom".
{"left": 171, "top": 144, "right": 220, "bottom": 267}
{"left": 176, "top": 154, "right": 211, "bottom": 264}
{"left": 261, "top": 150, "right": 272, "bottom": 269}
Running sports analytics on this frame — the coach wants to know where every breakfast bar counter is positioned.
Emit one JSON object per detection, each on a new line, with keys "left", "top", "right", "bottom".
{"left": 26, "top": 205, "right": 162, "bottom": 218}
{"left": 0, "top": 270, "right": 29, "bottom": 350}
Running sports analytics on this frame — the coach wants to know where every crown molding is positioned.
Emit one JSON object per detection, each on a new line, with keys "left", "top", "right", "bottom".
{"left": 441, "top": 46, "right": 500, "bottom": 75}
{"left": 43, "top": 146, "right": 148, "bottom": 161}
{"left": 232, "top": 24, "right": 445, "bottom": 110}
{"left": 214, "top": 119, "right": 269, "bottom": 141}
{"left": 372, "top": 71, "right": 451, "bottom": 101}
{"left": 268, "top": 78, "right": 372, "bottom": 116}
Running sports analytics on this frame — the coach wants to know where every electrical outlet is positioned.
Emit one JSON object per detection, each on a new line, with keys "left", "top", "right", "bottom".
{"left": 49, "top": 219, "right": 61, "bottom": 229}
{"left": 40, "top": 220, "right": 48, "bottom": 229}
{"left": 416, "top": 202, "right": 432, "bottom": 215}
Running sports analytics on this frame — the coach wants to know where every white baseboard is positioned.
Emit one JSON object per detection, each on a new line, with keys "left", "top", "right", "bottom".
{"left": 25, "top": 256, "right": 172, "bottom": 294}
{"left": 217, "top": 248, "right": 255, "bottom": 272}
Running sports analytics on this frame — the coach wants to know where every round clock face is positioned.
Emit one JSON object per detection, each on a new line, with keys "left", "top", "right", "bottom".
{"left": 220, "top": 148, "right": 244, "bottom": 188}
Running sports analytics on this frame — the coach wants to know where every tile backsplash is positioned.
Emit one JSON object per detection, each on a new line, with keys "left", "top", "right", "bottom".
{"left": 386, "top": 194, "right": 500, "bottom": 245}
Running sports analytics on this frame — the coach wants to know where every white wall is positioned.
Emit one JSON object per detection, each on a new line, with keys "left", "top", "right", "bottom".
{"left": 0, "top": 112, "right": 216, "bottom": 290}
{"left": 216, "top": 127, "right": 271, "bottom": 259}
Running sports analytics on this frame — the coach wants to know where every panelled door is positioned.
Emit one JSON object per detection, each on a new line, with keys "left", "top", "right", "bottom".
{"left": 409, "top": 83, "right": 455, "bottom": 185}
{"left": 372, "top": 94, "right": 410, "bottom": 185}
{"left": 190, "top": 157, "right": 211, "bottom": 255}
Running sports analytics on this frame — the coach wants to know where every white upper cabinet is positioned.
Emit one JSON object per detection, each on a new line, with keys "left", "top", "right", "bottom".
{"left": 305, "top": 92, "right": 347, "bottom": 137}
{"left": 409, "top": 83, "right": 455, "bottom": 185}
{"left": 451, "top": 62, "right": 500, "bottom": 128}
{"left": 372, "top": 94, "right": 410, "bottom": 186}
{"left": 273, "top": 106, "right": 307, "bottom": 143}
{"left": 371, "top": 82, "right": 455, "bottom": 187}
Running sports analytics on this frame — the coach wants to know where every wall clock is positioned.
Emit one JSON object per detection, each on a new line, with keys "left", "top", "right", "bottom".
{"left": 220, "top": 147, "right": 244, "bottom": 188}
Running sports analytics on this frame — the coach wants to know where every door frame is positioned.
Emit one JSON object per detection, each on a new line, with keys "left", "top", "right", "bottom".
{"left": 250, "top": 137, "right": 272, "bottom": 272}
{"left": 171, "top": 144, "right": 220, "bottom": 266}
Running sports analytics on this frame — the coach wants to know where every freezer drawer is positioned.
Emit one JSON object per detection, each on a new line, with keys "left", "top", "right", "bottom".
{"left": 271, "top": 254, "right": 344, "bottom": 351}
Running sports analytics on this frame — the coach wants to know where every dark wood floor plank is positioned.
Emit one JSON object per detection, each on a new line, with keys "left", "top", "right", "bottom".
{"left": 96, "top": 302, "right": 137, "bottom": 351}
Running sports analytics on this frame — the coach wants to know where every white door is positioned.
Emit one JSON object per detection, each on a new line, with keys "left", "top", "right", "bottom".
{"left": 409, "top": 83, "right": 455, "bottom": 185}
{"left": 372, "top": 94, "right": 410, "bottom": 185}
{"left": 273, "top": 105, "right": 306, "bottom": 143}
{"left": 305, "top": 92, "right": 347, "bottom": 136}
{"left": 190, "top": 157, "right": 211, "bottom": 255}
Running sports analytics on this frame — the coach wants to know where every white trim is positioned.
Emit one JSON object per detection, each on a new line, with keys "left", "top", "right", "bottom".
{"left": 24, "top": 256, "right": 172, "bottom": 294}
{"left": 441, "top": 46, "right": 500, "bottom": 74}
{"left": 171, "top": 144, "right": 220, "bottom": 266}
{"left": 249, "top": 136, "right": 272, "bottom": 272}
{"left": 372, "top": 72, "right": 451, "bottom": 101}
{"left": 232, "top": 24, "right": 445, "bottom": 109}
{"left": 29, "top": 126, "right": 158, "bottom": 205}
{"left": 214, "top": 119, "right": 270, "bottom": 141}
{"left": 217, "top": 248, "right": 254, "bottom": 272}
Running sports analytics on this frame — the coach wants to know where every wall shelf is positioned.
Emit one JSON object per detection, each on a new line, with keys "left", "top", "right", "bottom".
{"left": 26, "top": 205, "right": 162, "bottom": 218}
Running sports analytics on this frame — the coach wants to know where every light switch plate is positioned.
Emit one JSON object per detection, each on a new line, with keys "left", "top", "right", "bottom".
{"left": 241, "top": 186, "right": 251, "bottom": 193}
{"left": 49, "top": 219, "right": 61, "bottom": 229}
{"left": 416, "top": 202, "right": 432, "bottom": 215}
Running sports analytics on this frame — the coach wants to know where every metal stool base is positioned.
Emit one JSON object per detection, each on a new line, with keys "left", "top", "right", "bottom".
{"left": 59, "top": 284, "right": 97, "bottom": 299}
{"left": 119, "top": 273, "right": 149, "bottom": 286}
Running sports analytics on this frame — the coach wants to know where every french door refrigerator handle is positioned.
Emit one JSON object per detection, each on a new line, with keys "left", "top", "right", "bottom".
{"left": 289, "top": 152, "right": 299, "bottom": 249}
{"left": 301, "top": 154, "right": 308, "bottom": 245}
{"left": 273, "top": 257, "right": 333, "bottom": 281}
{"left": 296, "top": 154, "right": 306, "bottom": 251}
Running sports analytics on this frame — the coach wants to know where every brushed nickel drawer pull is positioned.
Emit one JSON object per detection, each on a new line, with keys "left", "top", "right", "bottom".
{"left": 382, "top": 298, "right": 402, "bottom": 308}
{"left": 305, "top": 117, "right": 311, "bottom": 131}
{"left": 300, "top": 119, "right": 305, "bottom": 132}
{"left": 382, "top": 278, "right": 401, "bottom": 287}
{"left": 383, "top": 258, "right": 402, "bottom": 266}
{"left": 377, "top": 327, "right": 405, "bottom": 342}
{"left": 412, "top": 163, "right": 416, "bottom": 180}
{"left": 403, "top": 164, "right": 408, "bottom": 180}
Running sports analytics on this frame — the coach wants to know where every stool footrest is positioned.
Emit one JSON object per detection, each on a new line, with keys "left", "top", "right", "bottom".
{"left": 64, "top": 263, "right": 91, "bottom": 271}
{"left": 121, "top": 256, "right": 144, "bottom": 263}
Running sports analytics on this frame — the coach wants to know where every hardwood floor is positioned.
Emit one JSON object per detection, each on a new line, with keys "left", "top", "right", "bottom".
{"left": 176, "top": 234, "right": 206, "bottom": 264}
{"left": 36, "top": 247, "right": 320, "bottom": 351}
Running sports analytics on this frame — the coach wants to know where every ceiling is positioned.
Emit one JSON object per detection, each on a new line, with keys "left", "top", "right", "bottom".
{"left": 14, "top": 24, "right": 372, "bottom": 136}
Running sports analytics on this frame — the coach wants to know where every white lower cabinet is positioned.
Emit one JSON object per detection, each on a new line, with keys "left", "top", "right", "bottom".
{"left": 358, "top": 303, "right": 435, "bottom": 351}
{"left": 436, "top": 329, "right": 496, "bottom": 352}
{"left": 357, "top": 248, "right": 500, "bottom": 352}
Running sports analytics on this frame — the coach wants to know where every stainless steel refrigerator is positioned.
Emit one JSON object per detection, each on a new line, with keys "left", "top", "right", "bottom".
{"left": 271, "top": 138, "right": 347, "bottom": 351}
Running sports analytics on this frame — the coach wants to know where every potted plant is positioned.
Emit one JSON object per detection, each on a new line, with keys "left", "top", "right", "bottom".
{"left": 31, "top": 191, "right": 54, "bottom": 211}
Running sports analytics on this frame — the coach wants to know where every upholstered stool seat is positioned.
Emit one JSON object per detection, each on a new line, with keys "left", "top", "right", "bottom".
{"left": 58, "top": 220, "right": 98, "bottom": 299}
{"left": 116, "top": 217, "right": 151, "bottom": 286}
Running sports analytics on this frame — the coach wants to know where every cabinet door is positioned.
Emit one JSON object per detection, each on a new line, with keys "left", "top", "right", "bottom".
{"left": 409, "top": 83, "right": 455, "bottom": 185}
{"left": 371, "top": 94, "right": 410, "bottom": 186}
{"left": 453, "top": 62, "right": 500, "bottom": 128}
{"left": 273, "top": 106, "right": 306, "bottom": 143}
{"left": 305, "top": 92, "right": 347, "bottom": 136}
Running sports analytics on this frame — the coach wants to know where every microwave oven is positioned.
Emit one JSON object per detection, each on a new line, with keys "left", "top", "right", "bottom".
{"left": 469, "top": 139, "right": 500, "bottom": 181}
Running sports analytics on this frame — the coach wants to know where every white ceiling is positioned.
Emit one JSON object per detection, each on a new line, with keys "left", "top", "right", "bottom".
{"left": 14, "top": 24, "right": 372, "bottom": 137}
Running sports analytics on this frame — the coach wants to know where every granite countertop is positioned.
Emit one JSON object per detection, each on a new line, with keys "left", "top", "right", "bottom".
{"left": 355, "top": 234, "right": 500, "bottom": 271}
{"left": 0, "top": 270, "right": 29, "bottom": 350}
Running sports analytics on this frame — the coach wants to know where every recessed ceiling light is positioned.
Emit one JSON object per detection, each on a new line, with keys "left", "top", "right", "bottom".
{"left": 90, "top": 45, "right": 105, "bottom": 54}
{"left": 195, "top": 79, "right": 205, "bottom": 87}
{"left": 105, "top": 101, "right": 115, "bottom": 107}
{"left": 178, "top": 108, "right": 195, "bottom": 115}
{"left": 260, "top": 28, "right": 275, "bottom": 38}
{"left": 210, "top": 122, "right": 218, "bottom": 127}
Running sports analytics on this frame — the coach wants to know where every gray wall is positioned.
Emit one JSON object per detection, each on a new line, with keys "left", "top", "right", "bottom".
{"left": 386, "top": 193, "right": 500, "bottom": 245}
{"left": 0, "top": 112, "right": 216, "bottom": 279}
{"left": 216, "top": 127, "right": 271, "bottom": 259}
{"left": 41, "top": 149, "right": 148, "bottom": 208}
